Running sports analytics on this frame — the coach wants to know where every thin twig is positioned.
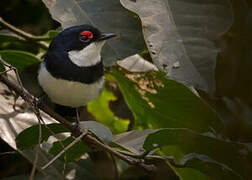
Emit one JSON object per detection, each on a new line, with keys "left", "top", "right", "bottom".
{"left": 0, "top": 17, "right": 49, "bottom": 50}
{"left": 0, "top": 17, "right": 50, "bottom": 41}
{"left": 29, "top": 103, "right": 43, "bottom": 180}
{"left": 29, "top": 146, "right": 39, "bottom": 180}
{"left": 145, "top": 155, "right": 185, "bottom": 168}
{"left": 0, "top": 57, "right": 21, "bottom": 110}
{"left": 62, "top": 156, "right": 67, "bottom": 178}
{"left": 0, "top": 57, "right": 24, "bottom": 90}
{"left": 29, "top": 117, "right": 41, "bottom": 179}
{"left": 41, "top": 130, "right": 89, "bottom": 170}
{"left": 0, "top": 151, "right": 17, "bottom": 156}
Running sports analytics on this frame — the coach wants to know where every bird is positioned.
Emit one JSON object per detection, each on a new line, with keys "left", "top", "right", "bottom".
{"left": 38, "top": 24, "right": 115, "bottom": 124}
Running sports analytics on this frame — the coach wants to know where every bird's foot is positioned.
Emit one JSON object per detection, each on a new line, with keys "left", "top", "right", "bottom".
{"left": 72, "top": 122, "right": 82, "bottom": 137}
{"left": 72, "top": 108, "right": 82, "bottom": 137}
{"left": 36, "top": 94, "right": 47, "bottom": 108}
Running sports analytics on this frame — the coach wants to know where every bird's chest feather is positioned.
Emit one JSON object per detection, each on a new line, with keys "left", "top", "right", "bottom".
{"left": 38, "top": 63, "right": 105, "bottom": 107}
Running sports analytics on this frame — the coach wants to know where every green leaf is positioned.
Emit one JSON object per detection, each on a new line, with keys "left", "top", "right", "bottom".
{"left": 79, "top": 121, "right": 113, "bottom": 142}
{"left": 0, "top": 34, "right": 22, "bottom": 44}
{"left": 109, "top": 68, "right": 223, "bottom": 133}
{"left": 87, "top": 88, "right": 129, "bottom": 134}
{"left": 0, "top": 50, "right": 40, "bottom": 72}
{"left": 143, "top": 128, "right": 252, "bottom": 179}
{"left": 0, "top": 34, "right": 39, "bottom": 53}
{"left": 49, "top": 136, "right": 91, "bottom": 162}
{"left": 174, "top": 168, "right": 209, "bottom": 180}
{"left": 16, "top": 123, "right": 69, "bottom": 150}
{"left": 178, "top": 153, "right": 243, "bottom": 180}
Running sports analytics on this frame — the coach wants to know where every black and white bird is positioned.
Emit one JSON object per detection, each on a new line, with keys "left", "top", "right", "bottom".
{"left": 38, "top": 25, "right": 115, "bottom": 121}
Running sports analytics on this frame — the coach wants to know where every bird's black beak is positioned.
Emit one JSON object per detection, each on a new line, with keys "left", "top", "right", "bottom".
{"left": 97, "top": 33, "right": 116, "bottom": 41}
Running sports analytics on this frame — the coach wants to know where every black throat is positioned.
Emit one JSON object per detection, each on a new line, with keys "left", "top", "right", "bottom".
{"left": 44, "top": 51, "right": 104, "bottom": 84}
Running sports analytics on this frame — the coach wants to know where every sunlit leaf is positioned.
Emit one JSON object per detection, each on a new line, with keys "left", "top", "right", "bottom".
{"left": 110, "top": 68, "right": 223, "bottom": 132}
{"left": 87, "top": 88, "right": 129, "bottom": 134}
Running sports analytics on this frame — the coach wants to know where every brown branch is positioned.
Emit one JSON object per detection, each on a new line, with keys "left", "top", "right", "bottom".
{"left": 0, "top": 17, "right": 49, "bottom": 50}
{"left": 0, "top": 67, "right": 157, "bottom": 173}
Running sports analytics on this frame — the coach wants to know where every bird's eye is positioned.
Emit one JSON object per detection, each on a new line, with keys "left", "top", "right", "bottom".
{"left": 80, "top": 31, "right": 93, "bottom": 42}
{"left": 80, "top": 35, "right": 89, "bottom": 42}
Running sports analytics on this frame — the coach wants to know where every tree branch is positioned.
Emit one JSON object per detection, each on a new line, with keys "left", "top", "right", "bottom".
{"left": 0, "top": 66, "right": 157, "bottom": 173}
{"left": 0, "top": 17, "right": 49, "bottom": 50}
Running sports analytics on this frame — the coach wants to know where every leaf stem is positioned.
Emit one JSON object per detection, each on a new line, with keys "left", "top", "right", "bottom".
{"left": 0, "top": 17, "right": 49, "bottom": 50}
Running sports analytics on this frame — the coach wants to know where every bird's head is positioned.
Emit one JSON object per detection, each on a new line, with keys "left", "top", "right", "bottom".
{"left": 47, "top": 25, "right": 115, "bottom": 66}
{"left": 49, "top": 24, "right": 115, "bottom": 52}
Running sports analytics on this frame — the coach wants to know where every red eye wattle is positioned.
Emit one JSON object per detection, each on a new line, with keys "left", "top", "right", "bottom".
{"left": 80, "top": 31, "right": 93, "bottom": 39}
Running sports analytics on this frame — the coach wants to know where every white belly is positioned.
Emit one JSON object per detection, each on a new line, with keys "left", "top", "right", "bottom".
{"left": 38, "top": 63, "right": 105, "bottom": 107}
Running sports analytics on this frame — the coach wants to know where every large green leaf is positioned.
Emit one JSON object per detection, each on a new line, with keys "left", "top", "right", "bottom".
{"left": 144, "top": 128, "right": 252, "bottom": 179}
{"left": 16, "top": 123, "right": 69, "bottom": 150}
{"left": 42, "top": 0, "right": 146, "bottom": 66}
{"left": 0, "top": 50, "right": 40, "bottom": 72}
{"left": 110, "top": 68, "right": 223, "bottom": 132}
{"left": 120, "top": 0, "right": 232, "bottom": 92}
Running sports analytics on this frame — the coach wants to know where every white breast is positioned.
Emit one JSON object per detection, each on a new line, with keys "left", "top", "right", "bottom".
{"left": 38, "top": 63, "right": 105, "bottom": 107}
{"left": 68, "top": 41, "right": 105, "bottom": 67}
